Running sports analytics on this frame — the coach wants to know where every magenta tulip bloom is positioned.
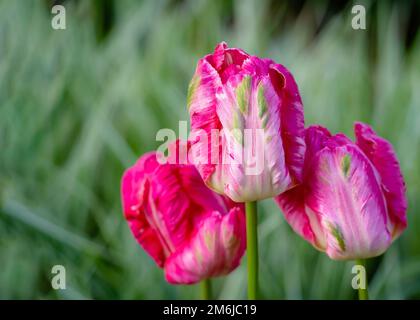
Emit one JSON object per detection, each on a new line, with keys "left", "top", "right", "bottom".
{"left": 121, "top": 143, "right": 246, "bottom": 284}
{"left": 276, "top": 122, "right": 407, "bottom": 260}
{"left": 187, "top": 42, "right": 305, "bottom": 202}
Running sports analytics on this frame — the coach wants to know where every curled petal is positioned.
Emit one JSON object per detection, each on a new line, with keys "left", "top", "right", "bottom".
{"left": 275, "top": 185, "right": 318, "bottom": 247}
{"left": 147, "top": 165, "right": 201, "bottom": 251}
{"left": 164, "top": 208, "right": 246, "bottom": 284}
{"left": 207, "top": 42, "right": 249, "bottom": 82}
{"left": 275, "top": 125, "right": 332, "bottom": 249}
{"left": 354, "top": 122, "right": 408, "bottom": 239}
{"left": 303, "top": 125, "right": 332, "bottom": 174}
{"left": 148, "top": 152, "right": 237, "bottom": 252}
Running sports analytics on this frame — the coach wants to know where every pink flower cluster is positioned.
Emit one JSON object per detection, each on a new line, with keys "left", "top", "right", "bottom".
{"left": 121, "top": 43, "right": 407, "bottom": 284}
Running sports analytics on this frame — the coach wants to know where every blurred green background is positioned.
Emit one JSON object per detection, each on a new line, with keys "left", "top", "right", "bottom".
{"left": 1, "top": 0, "right": 420, "bottom": 299}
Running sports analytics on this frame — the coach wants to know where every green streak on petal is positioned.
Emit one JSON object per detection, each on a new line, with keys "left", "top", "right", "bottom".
{"left": 222, "top": 226, "right": 239, "bottom": 251}
{"left": 204, "top": 231, "right": 214, "bottom": 251}
{"left": 262, "top": 114, "right": 270, "bottom": 129}
{"left": 236, "top": 76, "right": 251, "bottom": 114}
{"left": 232, "top": 130, "right": 243, "bottom": 145}
{"left": 195, "top": 247, "right": 203, "bottom": 264}
{"left": 226, "top": 235, "right": 239, "bottom": 253}
{"left": 232, "top": 112, "right": 244, "bottom": 145}
{"left": 257, "top": 84, "right": 268, "bottom": 119}
{"left": 342, "top": 154, "right": 351, "bottom": 177}
{"left": 328, "top": 222, "right": 346, "bottom": 252}
{"left": 187, "top": 74, "right": 200, "bottom": 110}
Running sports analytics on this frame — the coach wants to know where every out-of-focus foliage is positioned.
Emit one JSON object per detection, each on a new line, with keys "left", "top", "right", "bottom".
{"left": 1, "top": 0, "right": 419, "bottom": 299}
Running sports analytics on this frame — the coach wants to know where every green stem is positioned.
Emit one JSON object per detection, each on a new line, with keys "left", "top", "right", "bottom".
{"left": 200, "top": 278, "right": 212, "bottom": 300}
{"left": 355, "top": 259, "right": 369, "bottom": 300}
{"left": 246, "top": 201, "right": 258, "bottom": 300}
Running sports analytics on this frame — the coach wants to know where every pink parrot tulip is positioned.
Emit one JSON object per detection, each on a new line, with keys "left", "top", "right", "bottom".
{"left": 275, "top": 122, "right": 407, "bottom": 260}
{"left": 187, "top": 42, "right": 305, "bottom": 202}
{"left": 121, "top": 142, "right": 246, "bottom": 284}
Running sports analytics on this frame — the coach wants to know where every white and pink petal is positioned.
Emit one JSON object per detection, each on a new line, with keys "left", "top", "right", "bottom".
{"left": 305, "top": 142, "right": 391, "bottom": 259}
{"left": 354, "top": 122, "right": 408, "bottom": 239}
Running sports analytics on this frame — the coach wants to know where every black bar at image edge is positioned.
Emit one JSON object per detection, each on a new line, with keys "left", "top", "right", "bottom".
{"left": 0, "top": 300, "right": 417, "bottom": 318}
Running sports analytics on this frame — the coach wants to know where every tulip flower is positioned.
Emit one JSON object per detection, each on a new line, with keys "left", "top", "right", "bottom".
{"left": 187, "top": 42, "right": 306, "bottom": 298}
{"left": 187, "top": 41, "right": 305, "bottom": 203}
{"left": 276, "top": 122, "right": 407, "bottom": 299}
{"left": 121, "top": 142, "right": 246, "bottom": 290}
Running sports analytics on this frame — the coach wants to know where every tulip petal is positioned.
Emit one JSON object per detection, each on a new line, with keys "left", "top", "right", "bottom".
{"left": 188, "top": 43, "right": 250, "bottom": 195}
{"left": 121, "top": 153, "right": 166, "bottom": 267}
{"left": 147, "top": 165, "right": 199, "bottom": 252}
{"left": 255, "top": 73, "right": 292, "bottom": 194}
{"left": 354, "top": 122, "right": 408, "bottom": 238}
{"left": 208, "top": 42, "right": 249, "bottom": 83}
{"left": 306, "top": 141, "right": 391, "bottom": 259}
{"left": 303, "top": 125, "right": 332, "bottom": 173}
{"left": 271, "top": 63, "right": 306, "bottom": 184}
{"left": 213, "top": 67, "right": 293, "bottom": 201}
{"left": 164, "top": 208, "right": 246, "bottom": 284}
{"left": 149, "top": 160, "right": 236, "bottom": 252}
{"left": 275, "top": 185, "right": 318, "bottom": 247}
{"left": 188, "top": 58, "right": 223, "bottom": 190}
{"left": 276, "top": 125, "right": 333, "bottom": 249}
